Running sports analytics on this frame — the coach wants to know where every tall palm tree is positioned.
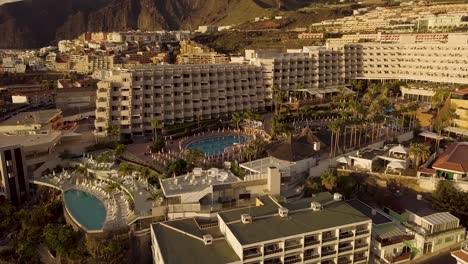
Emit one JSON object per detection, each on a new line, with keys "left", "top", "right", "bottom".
{"left": 408, "top": 143, "right": 430, "bottom": 170}
{"left": 231, "top": 112, "right": 243, "bottom": 131}
{"left": 273, "top": 85, "right": 283, "bottom": 116}
{"left": 150, "top": 118, "right": 159, "bottom": 142}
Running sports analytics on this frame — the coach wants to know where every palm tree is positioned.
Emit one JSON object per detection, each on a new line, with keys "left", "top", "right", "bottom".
{"left": 150, "top": 118, "right": 159, "bottom": 142}
{"left": 104, "top": 182, "right": 120, "bottom": 194}
{"left": 431, "top": 88, "right": 452, "bottom": 110}
{"left": 273, "top": 85, "right": 283, "bottom": 116}
{"left": 321, "top": 168, "right": 338, "bottom": 191}
{"left": 408, "top": 143, "right": 430, "bottom": 170}
{"left": 106, "top": 125, "right": 120, "bottom": 141}
{"left": 231, "top": 112, "right": 243, "bottom": 132}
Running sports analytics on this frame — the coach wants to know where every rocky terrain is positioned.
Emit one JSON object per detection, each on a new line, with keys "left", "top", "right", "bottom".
{"left": 0, "top": 0, "right": 320, "bottom": 48}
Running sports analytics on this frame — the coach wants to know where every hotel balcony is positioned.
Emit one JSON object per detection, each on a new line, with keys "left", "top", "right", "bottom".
{"left": 264, "top": 244, "right": 282, "bottom": 256}
{"left": 338, "top": 243, "right": 353, "bottom": 254}
{"left": 243, "top": 247, "right": 262, "bottom": 260}
{"left": 284, "top": 238, "right": 302, "bottom": 252}
{"left": 284, "top": 255, "right": 302, "bottom": 264}
{"left": 322, "top": 235, "right": 338, "bottom": 244}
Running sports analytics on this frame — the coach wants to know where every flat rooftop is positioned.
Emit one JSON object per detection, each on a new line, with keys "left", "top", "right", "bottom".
{"left": 240, "top": 156, "right": 294, "bottom": 174}
{"left": 0, "top": 109, "right": 61, "bottom": 126}
{"left": 346, "top": 199, "right": 393, "bottom": 225}
{"left": 0, "top": 131, "right": 61, "bottom": 149}
{"left": 152, "top": 219, "right": 240, "bottom": 264}
{"left": 351, "top": 148, "right": 386, "bottom": 160}
{"left": 160, "top": 168, "right": 241, "bottom": 197}
{"left": 226, "top": 201, "right": 370, "bottom": 245}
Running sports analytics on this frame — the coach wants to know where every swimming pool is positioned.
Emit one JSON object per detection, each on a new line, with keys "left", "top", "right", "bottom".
{"left": 186, "top": 135, "right": 247, "bottom": 156}
{"left": 64, "top": 189, "right": 106, "bottom": 231}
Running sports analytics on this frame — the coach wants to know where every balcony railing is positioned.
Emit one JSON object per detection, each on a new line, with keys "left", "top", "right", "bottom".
{"left": 339, "top": 232, "right": 354, "bottom": 239}
{"left": 322, "top": 250, "right": 337, "bottom": 257}
{"left": 243, "top": 252, "right": 262, "bottom": 260}
{"left": 284, "top": 257, "right": 302, "bottom": 264}
{"left": 303, "top": 253, "right": 320, "bottom": 261}
{"left": 322, "top": 236, "right": 338, "bottom": 243}
{"left": 385, "top": 252, "right": 411, "bottom": 263}
{"left": 304, "top": 240, "right": 320, "bottom": 247}
{"left": 354, "top": 243, "right": 368, "bottom": 250}
{"left": 264, "top": 248, "right": 282, "bottom": 255}
{"left": 377, "top": 235, "right": 415, "bottom": 247}
{"left": 338, "top": 245, "right": 353, "bottom": 253}
{"left": 355, "top": 229, "right": 370, "bottom": 236}
{"left": 338, "top": 259, "right": 352, "bottom": 264}
{"left": 285, "top": 244, "right": 302, "bottom": 251}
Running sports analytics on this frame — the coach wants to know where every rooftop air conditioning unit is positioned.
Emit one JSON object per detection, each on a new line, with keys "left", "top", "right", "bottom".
{"left": 311, "top": 202, "right": 322, "bottom": 211}
{"left": 241, "top": 214, "right": 252, "bottom": 224}
{"left": 279, "top": 207, "right": 289, "bottom": 218}
{"left": 203, "top": 234, "right": 213, "bottom": 245}
{"left": 333, "top": 193, "right": 343, "bottom": 201}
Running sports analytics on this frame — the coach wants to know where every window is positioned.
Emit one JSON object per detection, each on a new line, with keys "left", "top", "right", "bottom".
{"left": 445, "top": 236, "right": 454, "bottom": 243}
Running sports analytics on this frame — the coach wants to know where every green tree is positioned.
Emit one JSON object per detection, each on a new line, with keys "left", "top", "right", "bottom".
{"left": 150, "top": 118, "right": 159, "bottom": 142}
{"left": 185, "top": 149, "right": 204, "bottom": 166}
{"left": 164, "top": 159, "right": 188, "bottom": 177}
{"left": 106, "top": 125, "right": 120, "bottom": 141}
{"left": 408, "top": 143, "right": 430, "bottom": 169}
{"left": 150, "top": 137, "right": 165, "bottom": 153}
{"left": 231, "top": 112, "right": 244, "bottom": 131}
{"left": 321, "top": 168, "right": 338, "bottom": 191}
{"left": 114, "top": 144, "right": 126, "bottom": 156}
{"left": 118, "top": 162, "right": 132, "bottom": 176}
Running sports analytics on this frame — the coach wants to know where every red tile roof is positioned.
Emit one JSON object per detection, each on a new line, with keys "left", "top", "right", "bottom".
{"left": 433, "top": 142, "right": 468, "bottom": 173}
{"left": 451, "top": 250, "right": 468, "bottom": 264}
{"left": 452, "top": 88, "right": 468, "bottom": 96}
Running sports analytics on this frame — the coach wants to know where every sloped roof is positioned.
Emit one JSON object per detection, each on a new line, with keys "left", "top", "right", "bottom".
{"left": 389, "top": 145, "right": 407, "bottom": 155}
{"left": 432, "top": 142, "right": 468, "bottom": 173}
{"left": 266, "top": 127, "right": 323, "bottom": 162}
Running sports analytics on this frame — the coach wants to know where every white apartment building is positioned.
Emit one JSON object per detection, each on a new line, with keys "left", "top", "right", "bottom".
{"left": 95, "top": 64, "right": 266, "bottom": 140}
{"left": 245, "top": 47, "right": 347, "bottom": 107}
{"left": 151, "top": 193, "right": 373, "bottom": 264}
{"left": 69, "top": 54, "right": 114, "bottom": 74}
{"left": 327, "top": 33, "right": 468, "bottom": 84}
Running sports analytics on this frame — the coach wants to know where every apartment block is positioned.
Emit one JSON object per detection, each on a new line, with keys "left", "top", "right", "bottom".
{"left": 176, "top": 52, "right": 229, "bottom": 65}
{"left": 69, "top": 54, "right": 114, "bottom": 74}
{"left": 95, "top": 64, "right": 266, "bottom": 140}
{"left": 0, "top": 145, "right": 29, "bottom": 205}
{"left": 151, "top": 193, "right": 372, "bottom": 264}
{"left": 245, "top": 46, "right": 346, "bottom": 107}
{"left": 328, "top": 33, "right": 468, "bottom": 84}
{"left": 449, "top": 89, "right": 468, "bottom": 136}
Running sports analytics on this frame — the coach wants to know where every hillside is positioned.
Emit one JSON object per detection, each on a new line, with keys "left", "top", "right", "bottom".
{"left": 0, "top": 0, "right": 323, "bottom": 48}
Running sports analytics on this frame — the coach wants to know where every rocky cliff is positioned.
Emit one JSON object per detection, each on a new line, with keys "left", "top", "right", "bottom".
{"left": 0, "top": 0, "right": 316, "bottom": 48}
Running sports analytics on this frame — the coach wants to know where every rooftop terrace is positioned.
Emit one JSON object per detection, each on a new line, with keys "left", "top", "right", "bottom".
{"left": 160, "top": 168, "right": 241, "bottom": 198}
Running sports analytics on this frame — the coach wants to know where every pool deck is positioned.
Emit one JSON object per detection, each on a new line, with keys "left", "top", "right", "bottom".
{"left": 33, "top": 167, "right": 155, "bottom": 232}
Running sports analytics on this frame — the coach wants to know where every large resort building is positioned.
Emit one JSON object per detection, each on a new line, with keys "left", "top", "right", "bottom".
{"left": 95, "top": 64, "right": 266, "bottom": 140}
{"left": 151, "top": 193, "right": 372, "bottom": 264}
{"left": 95, "top": 33, "right": 468, "bottom": 139}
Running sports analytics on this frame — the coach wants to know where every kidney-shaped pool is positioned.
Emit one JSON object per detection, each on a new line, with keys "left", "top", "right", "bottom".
{"left": 64, "top": 189, "right": 106, "bottom": 231}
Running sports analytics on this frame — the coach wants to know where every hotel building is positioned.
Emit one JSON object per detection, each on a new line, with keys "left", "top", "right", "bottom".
{"left": 327, "top": 33, "right": 468, "bottom": 84}
{"left": 151, "top": 193, "right": 372, "bottom": 264}
{"left": 0, "top": 145, "right": 29, "bottom": 205}
{"left": 95, "top": 64, "right": 266, "bottom": 140}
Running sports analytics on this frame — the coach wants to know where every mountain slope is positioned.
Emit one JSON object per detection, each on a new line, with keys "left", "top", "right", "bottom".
{"left": 0, "top": 0, "right": 318, "bottom": 48}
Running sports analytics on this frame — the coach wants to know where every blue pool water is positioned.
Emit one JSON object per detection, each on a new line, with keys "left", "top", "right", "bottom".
{"left": 186, "top": 135, "right": 247, "bottom": 156}
{"left": 64, "top": 189, "right": 106, "bottom": 231}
